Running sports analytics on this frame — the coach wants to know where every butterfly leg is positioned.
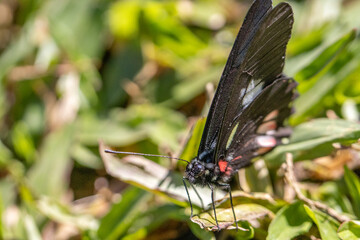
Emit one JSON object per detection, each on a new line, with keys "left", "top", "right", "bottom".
{"left": 226, "top": 184, "right": 239, "bottom": 230}
{"left": 189, "top": 181, "right": 204, "bottom": 210}
{"left": 208, "top": 183, "right": 220, "bottom": 230}
{"left": 218, "top": 183, "right": 238, "bottom": 230}
{"left": 183, "top": 177, "right": 194, "bottom": 218}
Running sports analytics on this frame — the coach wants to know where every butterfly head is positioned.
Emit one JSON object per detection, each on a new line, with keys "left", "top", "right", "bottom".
{"left": 185, "top": 155, "right": 220, "bottom": 186}
{"left": 185, "top": 159, "right": 206, "bottom": 184}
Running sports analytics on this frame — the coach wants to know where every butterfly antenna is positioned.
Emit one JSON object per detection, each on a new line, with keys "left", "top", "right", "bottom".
{"left": 104, "top": 149, "right": 190, "bottom": 164}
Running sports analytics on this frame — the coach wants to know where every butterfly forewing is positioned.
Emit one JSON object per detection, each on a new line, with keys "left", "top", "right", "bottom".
{"left": 242, "top": 3, "right": 294, "bottom": 80}
{"left": 197, "top": 0, "right": 273, "bottom": 160}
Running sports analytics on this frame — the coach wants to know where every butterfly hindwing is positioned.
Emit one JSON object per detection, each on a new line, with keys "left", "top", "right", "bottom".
{"left": 226, "top": 77, "right": 297, "bottom": 171}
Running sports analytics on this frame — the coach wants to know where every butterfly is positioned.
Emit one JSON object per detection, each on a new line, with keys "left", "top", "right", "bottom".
{"left": 106, "top": 0, "right": 297, "bottom": 231}
{"left": 182, "top": 0, "right": 296, "bottom": 230}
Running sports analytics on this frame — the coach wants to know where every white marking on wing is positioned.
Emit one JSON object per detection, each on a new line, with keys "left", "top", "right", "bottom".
{"left": 242, "top": 79, "right": 264, "bottom": 107}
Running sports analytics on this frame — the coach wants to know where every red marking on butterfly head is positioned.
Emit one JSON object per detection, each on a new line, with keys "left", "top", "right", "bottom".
{"left": 218, "top": 160, "right": 234, "bottom": 176}
{"left": 218, "top": 160, "right": 228, "bottom": 172}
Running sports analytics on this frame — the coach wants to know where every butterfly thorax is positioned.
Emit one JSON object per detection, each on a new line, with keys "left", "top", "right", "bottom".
{"left": 185, "top": 152, "right": 232, "bottom": 186}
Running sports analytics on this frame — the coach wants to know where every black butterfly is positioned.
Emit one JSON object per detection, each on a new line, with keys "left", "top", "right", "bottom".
{"left": 182, "top": 0, "right": 296, "bottom": 230}
{"left": 106, "top": 0, "right": 297, "bottom": 231}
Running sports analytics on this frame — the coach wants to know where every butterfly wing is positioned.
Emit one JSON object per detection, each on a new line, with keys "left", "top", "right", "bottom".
{"left": 198, "top": 1, "right": 296, "bottom": 170}
{"left": 198, "top": 0, "right": 273, "bottom": 159}
{"left": 223, "top": 76, "right": 297, "bottom": 171}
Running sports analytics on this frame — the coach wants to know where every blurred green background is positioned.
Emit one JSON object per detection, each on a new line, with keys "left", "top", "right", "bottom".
{"left": 1, "top": 0, "right": 360, "bottom": 239}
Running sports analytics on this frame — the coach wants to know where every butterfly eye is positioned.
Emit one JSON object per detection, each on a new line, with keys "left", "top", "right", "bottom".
{"left": 192, "top": 163, "right": 205, "bottom": 176}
